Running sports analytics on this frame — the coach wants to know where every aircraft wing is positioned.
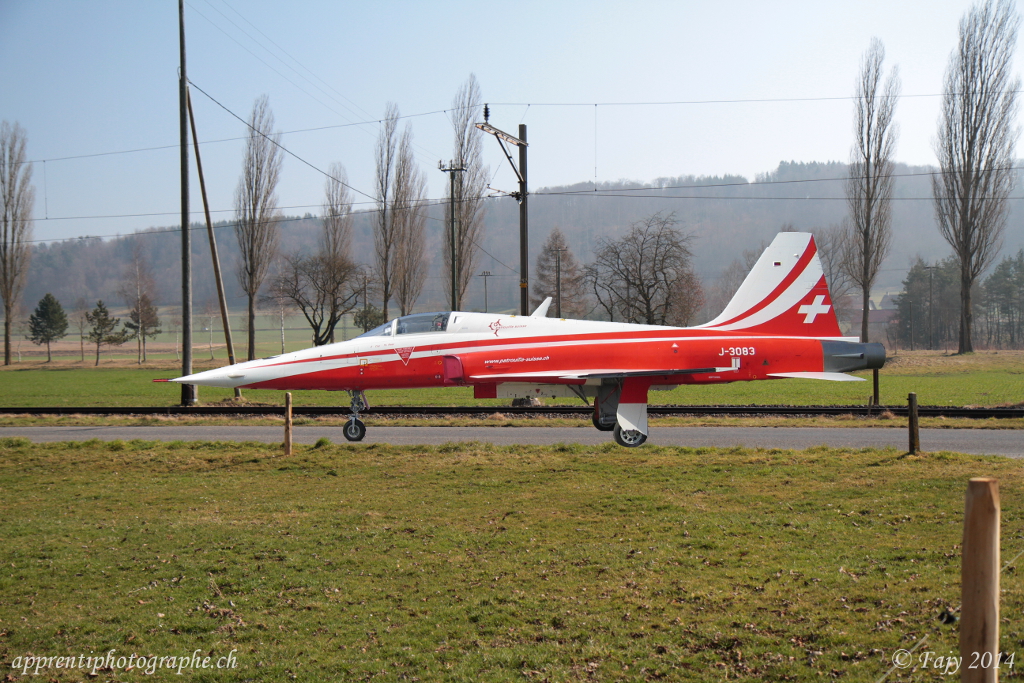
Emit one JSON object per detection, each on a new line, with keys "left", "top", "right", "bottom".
{"left": 766, "top": 372, "right": 865, "bottom": 381}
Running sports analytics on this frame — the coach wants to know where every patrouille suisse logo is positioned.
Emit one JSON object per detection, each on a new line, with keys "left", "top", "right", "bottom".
{"left": 488, "top": 319, "right": 527, "bottom": 337}
{"left": 395, "top": 347, "right": 415, "bottom": 365}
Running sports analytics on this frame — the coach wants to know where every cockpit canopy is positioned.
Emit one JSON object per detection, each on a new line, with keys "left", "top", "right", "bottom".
{"left": 356, "top": 312, "right": 451, "bottom": 339}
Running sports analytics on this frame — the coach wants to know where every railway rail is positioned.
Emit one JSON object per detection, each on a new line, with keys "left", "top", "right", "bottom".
{"left": 0, "top": 405, "right": 1021, "bottom": 419}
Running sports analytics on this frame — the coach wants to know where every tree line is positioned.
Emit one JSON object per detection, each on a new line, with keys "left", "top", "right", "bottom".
{"left": 892, "top": 250, "right": 1024, "bottom": 350}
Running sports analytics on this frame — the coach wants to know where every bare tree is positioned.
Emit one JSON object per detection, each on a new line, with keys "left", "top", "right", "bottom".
{"left": 844, "top": 39, "right": 900, "bottom": 343}
{"left": 117, "top": 241, "right": 159, "bottom": 363}
{"left": 72, "top": 297, "right": 88, "bottom": 363}
{"left": 271, "top": 163, "right": 360, "bottom": 346}
{"left": 815, "top": 223, "right": 855, "bottom": 326}
{"left": 443, "top": 75, "right": 488, "bottom": 308}
{"left": 1, "top": 121, "right": 34, "bottom": 366}
{"left": 393, "top": 131, "right": 428, "bottom": 316}
{"left": 702, "top": 240, "right": 767, "bottom": 320}
{"left": 322, "top": 163, "right": 353, "bottom": 277}
{"left": 934, "top": 0, "right": 1020, "bottom": 353}
{"left": 234, "top": 95, "right": 283, "bottom": 360}
{"left": 531, "top": 227, "right": 587, "bottom": 318}
{"left": 373, "top": 103, "right": 401, "bottom": 320}
{"left": 322, "top": 163, "right": 356, "bottom": 342}
{"left": 271, "top": 253, "right": 359, "bottom": 347}
{"left": 586, "top": 212, "right": 704, "bottom": 326}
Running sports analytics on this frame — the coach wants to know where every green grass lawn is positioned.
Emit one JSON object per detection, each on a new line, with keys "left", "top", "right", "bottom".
{"left": 1, "top": 350, "right": 1022, "bottom": 408}
{"left": 0, "top": 438, "right": 1021, "bottom": 681}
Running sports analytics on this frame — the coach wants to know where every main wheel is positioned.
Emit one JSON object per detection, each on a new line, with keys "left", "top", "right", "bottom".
{"left": 592, "top": 410, "right": 615, "bottom": 432}
{"left": 343, "top": 418, "right": 366, "bottom": 442}
{"left": 613, "top": 424, "right": 647, "bottom": 447}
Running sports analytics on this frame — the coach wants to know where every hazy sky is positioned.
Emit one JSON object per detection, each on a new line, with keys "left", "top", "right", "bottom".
{"left": 0, "top": 0, "right": 1009, "bottom": 242}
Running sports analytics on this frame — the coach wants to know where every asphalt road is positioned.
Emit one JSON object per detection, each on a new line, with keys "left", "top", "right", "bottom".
{"left": 2, "top": 426, "right": 1021, "bottom": 457}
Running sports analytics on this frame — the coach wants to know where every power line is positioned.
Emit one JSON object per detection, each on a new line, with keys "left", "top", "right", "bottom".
{"left": 199, "top": 0, "right": 369, "bottom": 123}
{"left": 26, "top": 85, "right": 1024, "bottom": 167}
{"left": 28, "top": 179, "right": 1024, "bottom": 226}
{"left": 217, "top": 0, "right": 377, "bottom": 123}
{"left": 25, "top": 107, "right": 453, "bottom": 166}
{"left": 192, "top": 0, "right": 441, "bottom": 166}
{"left": 537, "top": 164, "right": 1024, "bottom": 196}
{"left": 188, "top": 80, "right": 376, "bottom": 202}
{"left": 487, "top": 90, "right": 1024, "bottom": 107}
{"left": 185, "top": 1, "right": 368, "bottom": 130}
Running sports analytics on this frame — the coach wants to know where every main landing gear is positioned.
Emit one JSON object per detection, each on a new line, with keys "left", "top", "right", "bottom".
{"left": 613, "top": 425, "right": 647, "bottom": 447}
{"left": 593, "top": 381, "right": 648, "bottom": 447}
{"left": 591, "top": 408, "right": 614, "bottom": 432}
{"left": 344, "top": 390, "right": 368, "bottom": 442}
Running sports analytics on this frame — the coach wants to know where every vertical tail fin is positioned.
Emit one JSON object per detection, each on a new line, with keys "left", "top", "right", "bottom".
{"left": 699, "top": 232, "right": 843, "bottom": 337}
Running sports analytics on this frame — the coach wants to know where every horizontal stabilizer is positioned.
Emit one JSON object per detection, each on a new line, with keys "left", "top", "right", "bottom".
{"left": 767, "top": 372, "right": 865, "bottom": 382}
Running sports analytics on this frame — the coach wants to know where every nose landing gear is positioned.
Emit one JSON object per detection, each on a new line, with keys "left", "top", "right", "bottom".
{"left": 344, "top": 390, "right": 368, "bottom": 442}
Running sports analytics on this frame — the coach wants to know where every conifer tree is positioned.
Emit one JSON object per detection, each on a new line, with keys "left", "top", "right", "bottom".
{"left": 85, "top": 300, "right": 127, "bottom": 366}
{"left": 531, "top": 227, "right": 587, "bottom": 319}
{"left": 28, "top": 293, "right": 67, "bottom": 362}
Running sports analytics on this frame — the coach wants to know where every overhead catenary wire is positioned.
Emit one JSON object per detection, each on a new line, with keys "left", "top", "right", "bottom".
{"left": 29, "top": 86, "right": 1024, "bottom": 167}
{"left": 27, "top": 175, "right": 1024, "bottom": 227}
{"left": 26, "top": 194, "right": 522, "bottom": 275}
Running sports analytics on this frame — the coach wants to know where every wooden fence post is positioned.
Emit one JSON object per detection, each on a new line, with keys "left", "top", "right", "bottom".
{"left": 284, "top": 392, "right": 293, "bottom": 456}
{"left": 908, "top": 392, "right": 919, "bottom": 454}
{"left": 961, "top": 477, "right": 1000, "bottom": 683}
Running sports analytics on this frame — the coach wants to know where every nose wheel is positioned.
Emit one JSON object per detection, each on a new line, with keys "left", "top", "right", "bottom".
{"left": 344, "top": 418, "right": 366, "bottom": 442}
{"left": 613, "top": 425, "right": 647, "bottom": 447}
{"left": 344, "top": 390, "right": 369, "bottom": 442}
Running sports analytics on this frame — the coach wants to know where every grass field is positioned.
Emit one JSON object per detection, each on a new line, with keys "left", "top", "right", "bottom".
{"left": 0, "top": 438, "right": 1021, "bottom": 681}
{"left": 1, "top": 350, "right": 1022, "bottom": 409}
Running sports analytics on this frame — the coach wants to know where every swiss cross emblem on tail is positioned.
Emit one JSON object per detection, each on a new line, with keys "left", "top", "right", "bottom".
{"left": 395, "top": 347, "right": 415, "bottom": 365}
{"left": 798, "top": 295, "right": 831, "bottom": 323}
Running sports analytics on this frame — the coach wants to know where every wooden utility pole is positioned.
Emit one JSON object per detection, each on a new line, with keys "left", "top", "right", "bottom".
{"left": 908, "top": 392, "right": 920, "bottom": 454}
{"left": 283, "top": 392, "right": 293, "bottom": 456}
{"left": 961, "top": 477, "right": 1000, "bottom": 683}
{"left": 178, "top": 0, "right": 196, "bottom": 405}
{"left": 186, "top": 88, "right": 240, "bottom": 398}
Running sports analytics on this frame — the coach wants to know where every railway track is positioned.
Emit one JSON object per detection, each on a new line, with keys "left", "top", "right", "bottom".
{"left": 0, "top": 405, "right": 1021, "bottom": 419}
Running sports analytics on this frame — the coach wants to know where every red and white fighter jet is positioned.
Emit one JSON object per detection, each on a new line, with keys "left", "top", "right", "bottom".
{"left": 172, "top": 232, "right": 885, "bottom": 446}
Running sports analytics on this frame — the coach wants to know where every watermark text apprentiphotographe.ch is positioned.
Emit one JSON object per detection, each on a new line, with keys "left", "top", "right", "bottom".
{"left": 10, "top": 649, "right": 237, "bottom": 676}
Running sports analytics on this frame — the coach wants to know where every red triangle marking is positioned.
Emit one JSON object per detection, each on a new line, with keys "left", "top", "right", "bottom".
{"left": 395, "top": 346, "right": 415, "bottom": 365}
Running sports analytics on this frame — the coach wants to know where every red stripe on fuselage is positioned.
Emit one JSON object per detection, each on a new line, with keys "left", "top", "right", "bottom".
{"left": 242, "top": 336, "right": 827, "bottom": 392}
{"left": 247, "top": 325, "right": 830, "bottom": 372}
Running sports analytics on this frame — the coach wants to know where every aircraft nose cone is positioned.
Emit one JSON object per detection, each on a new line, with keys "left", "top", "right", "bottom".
{"left": 171, "top": 366, "right": 241, "bottom": 388}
